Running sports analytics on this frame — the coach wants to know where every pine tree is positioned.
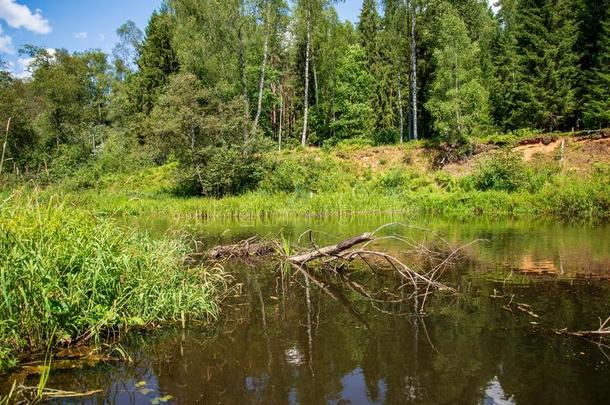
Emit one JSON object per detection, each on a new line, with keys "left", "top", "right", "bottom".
{"left": 425, "top": 4, "right": 490, "bottom": 144}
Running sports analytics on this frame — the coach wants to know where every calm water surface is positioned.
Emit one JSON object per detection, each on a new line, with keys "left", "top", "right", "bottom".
{"left": 11, "top": 216, "right": 610, "bottom": 404}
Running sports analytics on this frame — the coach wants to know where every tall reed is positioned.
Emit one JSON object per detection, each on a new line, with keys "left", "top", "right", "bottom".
{"left": 0, "top": 193, "right": 227, "bottom": 372}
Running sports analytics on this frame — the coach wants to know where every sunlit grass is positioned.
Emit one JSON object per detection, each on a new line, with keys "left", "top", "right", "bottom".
{"left": 0, "top": 192, "right": 227, "bottom": 373}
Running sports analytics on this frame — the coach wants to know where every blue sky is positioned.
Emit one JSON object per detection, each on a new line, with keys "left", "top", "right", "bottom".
{"left": 0, "top": 0, "right": 372, "bottom": 77}
{"left": 0, "top": 0, "right": 362, "bottom": 77}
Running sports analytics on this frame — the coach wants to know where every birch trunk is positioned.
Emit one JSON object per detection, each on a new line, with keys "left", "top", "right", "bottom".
{"left": 410, "top": 0, "right": 418, "bottom": 140}
{"left": 253, "top": 6, "right": 271, "bottom": 133}
{"left": 301, "top": 7, "right": 311, "bottom": 147}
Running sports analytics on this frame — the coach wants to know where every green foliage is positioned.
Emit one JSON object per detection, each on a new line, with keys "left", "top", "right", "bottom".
{"left": 374, "top": 168, "right": 434, "bottom": 192}
{"left": 542, "top": 171, "right": 610, "bottom": 223}
{"left": 495, "top": 0, "right": 580, "bottom": 131}
{"left": 583, "top": 15, "right": 610, "bottom": 128}
{"left": 372, "top": 128, "right": 400, "bottom": 145}
{"left": 328, "top": 44, "right": 376, "bottom": 142}
{"left": 182, "top": 139, "right": 271, "bottom": 197}
{"left": 472, "top": 151, "right": 528, "bottom": 192}
{"left": 478, "top": 128, "right": 542, "bottom": 146}
{"left": 260, "top": 151, "right": 357, "bottom": 194}
{"left": 0, "top": 194, "right": 226, "bottom": 372}
{"left": 425, "top": 4, "right": 491, "bottom": 145}
{"left": 133, "top": 10, "right": 179, "bottom": 113}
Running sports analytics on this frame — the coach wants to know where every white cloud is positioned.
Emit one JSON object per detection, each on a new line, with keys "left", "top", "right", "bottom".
{"left": 74, "top": 31, "right": 87, "bottom": 39}
{"left": 11, "top": 48, "right": 55, "bottom": 79}
{"left": 98, "top": 33, "right": 105, "bottom": 41}
{"left": 0, "top": 24, "right": 13, "bottom": 53}
{"left": 488, "top": 0, "right": 500, "bottom": 14}
{"left": 0, "top": 0, "right": 51, "bottom": 34}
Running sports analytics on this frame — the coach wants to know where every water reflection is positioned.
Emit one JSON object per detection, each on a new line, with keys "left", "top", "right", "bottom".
{"left": 484, "top": 377, "right": 515, "bottom": 405}
{"left": 5, "top": 218, "right": 610, "bottom": 404}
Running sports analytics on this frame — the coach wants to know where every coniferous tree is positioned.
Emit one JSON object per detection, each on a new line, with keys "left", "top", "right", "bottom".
{"left": 583, "top": 14, "right": 610, "bottom": 128}
{"left": 509, "top": 0, "right": 579, "bottom": 131}
{"left": 359, "top": 0, "right": 380, "bottom": 67}
{"left": 359, "top": 0, "right": 391, "bottom": 136}
{"left": 490, "top": 0, "right": 523, "bottom": 129}
{"left": 378, "top": 0, "right": 409, "bottom": 141}
{"left": 134, "top": 10, "right": 180, "bottom": 114}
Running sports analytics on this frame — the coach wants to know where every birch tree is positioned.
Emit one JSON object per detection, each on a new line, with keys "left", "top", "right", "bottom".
{"left": 425, "top": 4, "right": 490, "bottom": 145}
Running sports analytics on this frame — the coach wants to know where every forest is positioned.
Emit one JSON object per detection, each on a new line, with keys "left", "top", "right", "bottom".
{"left": 0, "top": 0, "right": 609, "bottom": 197}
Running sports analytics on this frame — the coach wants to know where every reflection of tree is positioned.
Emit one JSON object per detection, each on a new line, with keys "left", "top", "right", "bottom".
{"left": 35, "top": 260, "right": 610, "bottom": 404}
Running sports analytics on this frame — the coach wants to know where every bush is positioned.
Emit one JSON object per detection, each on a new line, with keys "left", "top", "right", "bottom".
{"left": 433, "top": 171, "right": 459, "bottom": 191}
{"left": 473, "top": 151, "right": 528, "bottom": 192}
{"left": 374, "top": 168, "right": 434, "bottom": 192}
{"left": 373, "top": 128, "right": 399, "bottom": 145}
{"left": 479, "top": 128, "right": 542, "bottom": 147}
{"left": 177, "top": 138, "right": 272, "bottom": 198}
{"left": 260, "top": 152, "right": 356, "bottom": 194}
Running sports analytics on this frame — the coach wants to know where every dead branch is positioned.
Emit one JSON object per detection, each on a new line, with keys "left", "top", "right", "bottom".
{"left": 287, "top": 232, "right": 374, "bottom": 265}
{"left": 556, "top": 316, "right": 610, "bottom": 338}
{"left": 208, "top": 224, "right": 470, "bottom": 313}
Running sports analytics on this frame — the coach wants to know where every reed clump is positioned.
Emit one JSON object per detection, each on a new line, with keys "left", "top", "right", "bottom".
{"left": 0, "top": 193, "right": 227, "bottom": 373}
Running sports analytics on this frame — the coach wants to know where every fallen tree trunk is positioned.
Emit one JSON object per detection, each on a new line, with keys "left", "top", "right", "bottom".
{"left": 287, "top": 232, "right": 374, "bottom": 265}
{"left": 206, "top": 225, "right": 466, "bottom": 313}
{"left": 208, "top": 237, "right": 276, "bottom": 260}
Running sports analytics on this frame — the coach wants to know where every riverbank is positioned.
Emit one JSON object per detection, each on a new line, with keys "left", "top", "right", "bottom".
{"left": 35, "top": 134, "right": 604, "bottom": 224}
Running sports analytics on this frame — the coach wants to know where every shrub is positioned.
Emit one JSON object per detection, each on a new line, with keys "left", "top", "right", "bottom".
{"left": 176, "top": 138, "right": 272, "bottom": 198}
{"left": 473, "top": 151, "right": 528, "bottom": 192}
{"left": 433, "top": 171, "right": 459, "bottom": 191}
{"left": 375, "top": 168, "right": 434, "bottom": 192}
{"left": 373, "top": 128, "right": 399, "bottom": 145}
{"left": 260, "top": 152, "right": 356, "bottom": 194}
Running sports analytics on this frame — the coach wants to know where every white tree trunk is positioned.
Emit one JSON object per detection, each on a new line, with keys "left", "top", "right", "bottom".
{"left": 397, "top": 64, "right": 404, "bottom": 144}
{"left": 301, "top": 8, "right": 311, "bottom": 147}
{"left": 253, "top": 6, "right": 270, "bottom": 133}
{"left": 410, "top": 0, "right": 418, "bottom": 140}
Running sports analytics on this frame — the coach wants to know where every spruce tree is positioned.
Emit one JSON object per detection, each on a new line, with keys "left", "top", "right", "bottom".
{"left": 358, "top": 0, "right": 380, "bottom": 66}
{"left": 583, "top": 15, "right": 610, "bottom": 128}
{"left": 509, "top": 0, "right": 579, "bottom": 131}
{"left": 134, "top": 11, "right": 180, "bottom": 114}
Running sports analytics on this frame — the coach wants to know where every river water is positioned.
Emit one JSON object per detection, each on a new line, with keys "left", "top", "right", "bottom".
{"left": 13, "top": 217, "right": 610, "bottom": 404}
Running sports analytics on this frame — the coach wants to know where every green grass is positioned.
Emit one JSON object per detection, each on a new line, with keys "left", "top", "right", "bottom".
{"left": 0, "top": 193, "right": 227, "bottom": 373}
{"left": 52, "top": 175, "right": 607, "bottom": 224}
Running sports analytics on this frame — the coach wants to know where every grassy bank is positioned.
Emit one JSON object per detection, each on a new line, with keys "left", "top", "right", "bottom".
{"left": 66, "top": 184, "right": 607, "bottom": 224}
{"left": 0, "top": 193, "right": 227, "bottom": 373}
{"left": 43, "top": 140, "right": 609, "bottom": 224}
